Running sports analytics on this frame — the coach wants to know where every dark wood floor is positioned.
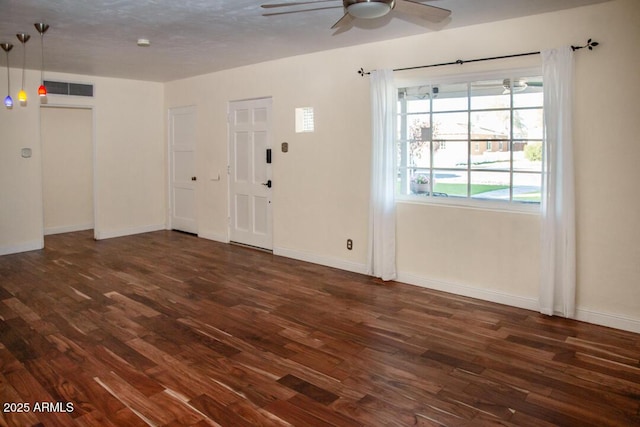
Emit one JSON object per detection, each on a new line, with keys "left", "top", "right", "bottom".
{"left": 0, "top": 231, "right": 639, "bottom": 426}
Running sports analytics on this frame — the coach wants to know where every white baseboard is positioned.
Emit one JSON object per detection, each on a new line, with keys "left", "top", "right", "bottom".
{"left": 397, "top": 272, "right": 539, "bottom": 312}
{"left": 0, "top": 239, "right": 44, "bottom": 256}
{"left": 198, "top": 231, "right": 229, "bottom": 244}
{"left": 273, "top": 246, "right": 368, "bottom": 275}
{"left": 574, "top": 308, "right": 640, "bottom": 334}
{"left": 94, "top": 223, "right": 166, "bottom": 240}
{"left": 397, "top": 272, "right": 640, "bottom": 334}
{"left": 271, "top": 252, "right": 640, "bottom": 333}
{"left": 44, "top": 223, "right": 94, "bottom": 236}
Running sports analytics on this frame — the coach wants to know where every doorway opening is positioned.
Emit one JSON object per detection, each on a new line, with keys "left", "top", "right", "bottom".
{"left": 40, "top": 106, "right": 94, "bottom": 240}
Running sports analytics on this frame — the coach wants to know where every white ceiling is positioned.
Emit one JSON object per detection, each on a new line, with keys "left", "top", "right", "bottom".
{"left": 0, "top": 0, "right": 610, "bottom": 82}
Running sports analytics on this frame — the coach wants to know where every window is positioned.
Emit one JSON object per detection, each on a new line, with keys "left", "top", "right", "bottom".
{"left": 295, "top": 107, "right": 314, "bottom": 133}
{"left": 397, "top": 73, "right": 543, "bottom": 206}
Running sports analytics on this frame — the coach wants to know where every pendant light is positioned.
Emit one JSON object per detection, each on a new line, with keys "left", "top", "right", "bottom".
{"left": 1, "top": 43, "right": 13, "bottom": 108}
{"left": 16, "top": 33, "right": 30, "bottom": 104}
{"left": 34, "top": 23, "right": 49, "bottom": 97}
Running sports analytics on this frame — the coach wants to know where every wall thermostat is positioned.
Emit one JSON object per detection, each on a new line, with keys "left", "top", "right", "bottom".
{"left": 21, "top": 148, "right": 32, "bottom": 158}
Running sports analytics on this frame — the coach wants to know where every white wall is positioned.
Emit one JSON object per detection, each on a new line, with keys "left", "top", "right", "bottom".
{"left": 41, "top": 106, "right": 94, "bottom": 234}
{"left": 165, "top": 0, "right": 640, "bottom": 332}
{"left": 165, "top": 54, "right": 372, "bottom": 272}
{"left": 88, "top": 75, "right": 166, "bottom": 238}
{"left": 0, "top": 70, "right": 165, "bottom": 253}
{"left": 0, "top": 69, "right": 43, "bottom": 255}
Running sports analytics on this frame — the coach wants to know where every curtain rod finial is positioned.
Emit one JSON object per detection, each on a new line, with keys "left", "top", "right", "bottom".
{"left": 572, "top": 39, "right": 599, "bottom": 51}
{"left": 358, "top": 67, "right": 370, "bottom": 77}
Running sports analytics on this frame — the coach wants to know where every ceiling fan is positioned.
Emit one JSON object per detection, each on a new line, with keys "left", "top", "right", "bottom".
{"left": 261, "top": 0, "right": 452, "bottom": 30}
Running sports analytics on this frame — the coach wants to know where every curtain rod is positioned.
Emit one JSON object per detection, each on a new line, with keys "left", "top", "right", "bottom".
{"left": 357, "top": 39, "right": 598, "bottom": 77}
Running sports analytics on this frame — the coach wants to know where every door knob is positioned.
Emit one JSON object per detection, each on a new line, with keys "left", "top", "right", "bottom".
{"left": 262, "top": 180, "right": 272, "bottom": 188}
{"left": 191, "top": 176, "right": 197, "bottom": 181}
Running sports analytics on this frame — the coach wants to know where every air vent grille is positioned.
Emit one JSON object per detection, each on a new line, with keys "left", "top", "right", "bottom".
{"left": 44, "top": 81, "right": 94, "bottom": 97}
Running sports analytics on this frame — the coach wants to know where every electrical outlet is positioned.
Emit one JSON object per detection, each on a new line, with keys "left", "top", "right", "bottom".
{"left": 346, "top": 239, "right": 353, "bottom": 250}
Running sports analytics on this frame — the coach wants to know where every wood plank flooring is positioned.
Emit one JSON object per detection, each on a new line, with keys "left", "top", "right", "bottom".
{"left": 0, "top": 230, "right": 639, "bottom": 426}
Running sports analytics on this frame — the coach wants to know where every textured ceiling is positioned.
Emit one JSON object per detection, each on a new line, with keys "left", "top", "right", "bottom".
{"left": 0, "top": 0, "right": 611, "bottom": 82}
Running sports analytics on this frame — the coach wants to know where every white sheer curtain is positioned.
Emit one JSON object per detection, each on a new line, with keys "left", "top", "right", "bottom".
{"left": 539, "top": 46, "right": 576, "bottom": 317}
{"left": 367, "top": 69, "right": 397, "bottom": 281}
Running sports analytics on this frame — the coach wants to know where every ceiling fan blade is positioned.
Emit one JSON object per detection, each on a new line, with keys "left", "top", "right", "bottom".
{"left": 394, "top": 0, "right": 451, "bottom": 21}
{"left": 261, "top": 0, "right": 338, "bottom": 8}
{"left": 263, "top": 5, "right": 342, "bottom": 16}
{"left": 331, "top": 12, "right": 353, "bottom": 29}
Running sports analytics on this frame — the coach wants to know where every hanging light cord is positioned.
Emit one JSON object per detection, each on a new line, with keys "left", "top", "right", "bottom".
{"left": 21, "top": 40, "right": 26, "bottom": 91}
{"left": 40, "top": 32, "right": 44, "bottom": 84}
{"left": 5, "top": 52, "right": 9, "bottom": 95}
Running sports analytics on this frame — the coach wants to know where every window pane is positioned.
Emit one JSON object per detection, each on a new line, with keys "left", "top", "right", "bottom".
{"left": 470, "top": 140, "right": 510, "bottom": 171}
{"left": 471, "top": 79, "right": 510, "bottom": 109}
{"left": 399, "top": 113, "right": 431, "bottom": 139}
{"left": 406, "top": 99, "right": 430, "bottom": 113}
{"left": 513, "top": 77, "right": 543, "bottom": 108}
{"left": 433, "top": 140, "right": 467, "bottom": 169}
{"left": 409, "top": 169, "right": 432, "bottom": 196}
{"left": 470, "top": 171, "right": 510, "bottom": 201}
{"left": 432, "top": 169, "right": 468, "bottom": 198}
{"left": 407, "top": 114, "right": 432, "bottom": 141}
{"left": 513, "top": 141, "right": 542, "bottom": 172}
{"left": 513, "top": 173, "right": 541, "bottom": 203}
{"left": 471, "top": 110, "right": 510, "bottom": 139}
{"left": 513, "top": 108, "right": 543, "bottom": 139}
{"left": 400, "top": 85, "right": 433, "bottom": 111}
{"left": 433, "top": 82, "right": 468, "bottom": 112}
{"left": 409, "top": 140, "right": 431, "bottom": 168}
{"left": 433, "top": 112, "right": 468, "bottom": 139}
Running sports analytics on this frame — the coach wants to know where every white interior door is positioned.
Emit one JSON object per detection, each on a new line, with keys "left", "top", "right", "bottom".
{"left": 170, "top": 106, "right": 197, "bottom": 234}
{"left": 228, "top": 98, "right": 273, "bottom": 250}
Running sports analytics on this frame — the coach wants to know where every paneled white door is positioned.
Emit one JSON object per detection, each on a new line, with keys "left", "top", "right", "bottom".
{"left": 169, "top": 106, "right": 198, "bottom": 234}
{"left": 228, "top": 98, "right": 273, "bottom": 250}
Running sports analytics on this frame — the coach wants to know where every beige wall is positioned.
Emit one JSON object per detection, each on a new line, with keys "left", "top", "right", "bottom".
{"left": 0, "top": 71, "right": 165, "bottom": 253}
{"left": 165, "top": 0, "right": 640, "bottom": 331}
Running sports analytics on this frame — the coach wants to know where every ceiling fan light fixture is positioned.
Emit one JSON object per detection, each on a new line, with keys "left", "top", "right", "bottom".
{"left": 346, "top": 1, "right": 392, "bottom": 19}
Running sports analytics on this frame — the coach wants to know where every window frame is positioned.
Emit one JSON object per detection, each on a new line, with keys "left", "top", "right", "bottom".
{"left": 395, "top": 67, "right": 543, "bottom": 214}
